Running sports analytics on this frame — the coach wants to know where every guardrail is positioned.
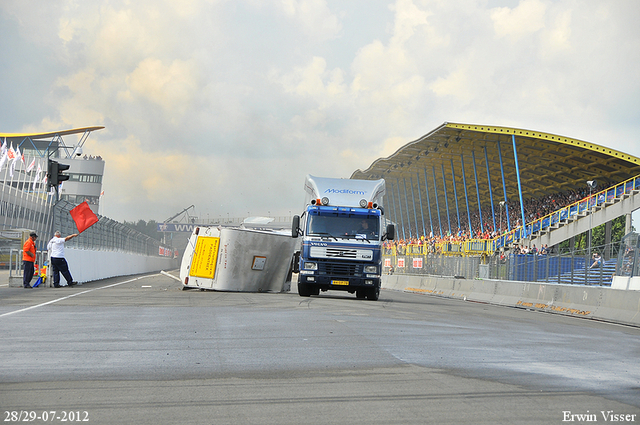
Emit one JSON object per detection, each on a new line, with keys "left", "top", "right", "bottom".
{"left": 8, "top": 249, "right": 48, "bottom": 278}
{"left": 384, "top": 239, "right": 496, "bottom": 257}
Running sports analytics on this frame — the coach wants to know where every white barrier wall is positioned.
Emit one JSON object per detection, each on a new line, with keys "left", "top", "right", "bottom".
{"left": 382, "top": 275, "right": 640, "bottom": 327}
{"left": 63, "top": 248, "right": 179, "bottom": 283}
{"left": 611, "top": 276, "right": 640, "bottom": 291}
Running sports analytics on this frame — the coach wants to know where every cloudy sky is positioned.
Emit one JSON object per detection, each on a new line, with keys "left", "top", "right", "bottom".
{"left": 1, "top": 0, "right": 638, "bottom": 223}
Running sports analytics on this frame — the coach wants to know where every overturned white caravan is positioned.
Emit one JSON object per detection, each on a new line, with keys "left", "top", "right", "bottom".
{"left": 179, "top": 224, "right": 297, "bottom": 292}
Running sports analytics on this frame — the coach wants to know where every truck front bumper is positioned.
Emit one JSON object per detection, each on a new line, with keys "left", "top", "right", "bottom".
{"left": 298, "top": 272, "right": 380, "bottom": 291}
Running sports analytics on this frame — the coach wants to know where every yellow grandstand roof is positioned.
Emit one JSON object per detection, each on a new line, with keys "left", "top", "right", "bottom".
{"left": 351, "top": 122, "right": 640, "bottom": 214}
{"left": 0, "top": 126, "right": 104, "bottom": 139}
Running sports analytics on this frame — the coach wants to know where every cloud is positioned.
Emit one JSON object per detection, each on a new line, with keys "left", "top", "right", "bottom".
{"left": 279, "top": 0, "right": 342, "bottom": 40}
{"left": 491, "top": 0, "right": 547, "bottom": 39}
{"left": 1, "top": 0, "right": 639, "bottom": 224}
{"left": 123, "top": 58, "right": 202, "bottom": 121}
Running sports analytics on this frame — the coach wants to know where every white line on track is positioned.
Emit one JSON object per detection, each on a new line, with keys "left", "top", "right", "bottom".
{"left": 0, "top": 274, "right": 159, "bottom": 318}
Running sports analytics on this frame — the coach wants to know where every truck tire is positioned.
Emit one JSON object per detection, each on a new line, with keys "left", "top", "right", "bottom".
{"left": 366, "top": 286, "right": 380, "bottom": 301}
{"left": 292, "top": 252, "right": 300, "bottom": 274}
{"left": 356, "top": 290, "right": 366, "bottom": 299}
{"left": 298, "top": 281, "right": 311, "bottom": 297}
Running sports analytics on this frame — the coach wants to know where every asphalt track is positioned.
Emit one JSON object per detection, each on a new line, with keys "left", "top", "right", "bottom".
{"left": 1, "top": 272, "right": 639, "bottom": 425}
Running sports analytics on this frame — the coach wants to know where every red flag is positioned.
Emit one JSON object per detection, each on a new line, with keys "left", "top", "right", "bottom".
{"left": 70, "top": 201, "right": 99, "bottom": 233}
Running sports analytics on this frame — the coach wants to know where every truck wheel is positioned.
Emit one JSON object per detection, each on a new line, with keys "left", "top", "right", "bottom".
{"left": 298, "top": 281, "right": 311, "bottom": 297}
{"left": 356, "top": 290, "right": 366, "bottom": 299}
{"left": 292, "top": 252, "right": 300, "bottom": 274}
{"left": 366, "top": 286, "right": 380, "bottom": 301}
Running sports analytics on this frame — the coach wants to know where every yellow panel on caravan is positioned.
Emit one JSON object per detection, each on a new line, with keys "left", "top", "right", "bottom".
{"left": 189, "top": 236, "right": 220, "bottom": 279}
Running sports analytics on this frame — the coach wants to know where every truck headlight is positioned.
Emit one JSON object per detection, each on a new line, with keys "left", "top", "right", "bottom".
{"left": 364, "top": 265, "right": 377, "bottom": 273}
{"left": 304, "top": 262, "right": 317, "bottom": 270}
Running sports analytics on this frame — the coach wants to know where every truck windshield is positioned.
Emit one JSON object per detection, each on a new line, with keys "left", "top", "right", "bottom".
{"left": 307, "top": 214, "right": 379, "bottom": 240}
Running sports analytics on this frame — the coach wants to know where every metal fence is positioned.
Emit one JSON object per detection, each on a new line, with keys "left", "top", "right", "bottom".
{"left": 4, "top": 199, "right": 175, "bottom": 279}
{"left": 52, "top": 200, "right": 174, "bottom": 257}
{"left": 383, "top": 241, "right": 620, "bottom": 286}
{"left": 616, "top": 232, "right": 640, "bottom": 278}
{"left": 485, "top": 244, "right": 618, "bottom": 286}
{"left": 384, "top": 252, "right": 481, "bottom": 279}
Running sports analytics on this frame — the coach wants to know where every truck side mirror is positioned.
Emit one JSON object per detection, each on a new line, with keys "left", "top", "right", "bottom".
{"left": 385, "top": 224, "right": 395, "bottom": 241}
{"left": 292, "top": 215, "right": 300, "bottom": 238}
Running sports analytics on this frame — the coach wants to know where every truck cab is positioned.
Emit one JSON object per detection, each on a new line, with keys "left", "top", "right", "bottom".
{"left": 292, "top": 175, "right": 394, "bottom": 300}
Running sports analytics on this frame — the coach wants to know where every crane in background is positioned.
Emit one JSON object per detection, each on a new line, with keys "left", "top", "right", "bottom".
{"left": 161, "top": 205, "right": 195, "bottom": 245}
{"left": 163, "top": 205, "right": 196, "bottom": 225}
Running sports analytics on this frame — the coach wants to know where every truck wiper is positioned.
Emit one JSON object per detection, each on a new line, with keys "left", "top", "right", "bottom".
{"left": 356, "top": 235, "right": 372, "bottom": 244}
{"left": 345, "top": 234, "right": 372, "bottom": 243}
{"left": 311, "top": 232, "right": 338, "bottom": 241}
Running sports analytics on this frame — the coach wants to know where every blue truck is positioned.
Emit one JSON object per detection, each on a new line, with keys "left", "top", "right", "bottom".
{"left": 291, "top": 175, "right": 394, "bottom": 300}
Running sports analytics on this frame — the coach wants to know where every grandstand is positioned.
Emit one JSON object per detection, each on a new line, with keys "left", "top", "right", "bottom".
{"left": 352, "top": 122, "right": 640, "bottom": 285}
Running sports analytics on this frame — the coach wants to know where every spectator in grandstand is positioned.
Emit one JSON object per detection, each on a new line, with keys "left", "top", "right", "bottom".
{"left": 589, "top": 253, "right": 603, "bottom": 269}
{"left": 22, "top": 232, "right": 38, "bottom": 289}
{"left": 395, "top": 180, "right": 620, "bottom": 248}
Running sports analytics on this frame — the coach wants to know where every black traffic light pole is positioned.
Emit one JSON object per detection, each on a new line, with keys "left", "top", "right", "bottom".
{"left": 47, "top": 158, "right": 70, "bottom": 203}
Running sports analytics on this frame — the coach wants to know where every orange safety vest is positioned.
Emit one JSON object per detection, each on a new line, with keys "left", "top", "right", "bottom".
{"left": 23, "top": 238, "right": 36, "bottom": 262}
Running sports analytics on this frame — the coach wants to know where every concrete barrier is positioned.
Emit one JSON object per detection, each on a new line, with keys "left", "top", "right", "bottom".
{"left": 65, "top": 248, "right": 179, "bottom": 283}
{"left": 597, "top": 289, "right": 640, "bottom": 325}
{"left": 8, "top": 248, "right": 179, "bottom": 287}
{"left": 611, "top": 276, "right": 640, "bottom": 290}
{"left": 491, "top": 281, "right": 525, "bottom": 307}
{"left": 466, "top": 279, "right": 496, "bottom": 303}
{"left": 383, "top": 275, "right": 640, "bottom": 327}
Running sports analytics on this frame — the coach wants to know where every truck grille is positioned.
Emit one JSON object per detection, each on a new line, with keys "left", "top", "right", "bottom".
{"left": 326, "top": 248, "right": 357, "bottom": 258}
{"left": 309, "top": 246, "right": 373, "bottom": 260}
{"left": 319, "top": 262, "right": 359, "bottom": 276}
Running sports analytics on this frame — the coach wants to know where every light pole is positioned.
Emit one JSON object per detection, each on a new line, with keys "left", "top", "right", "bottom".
{"left": 587, "top": 180, "right": 597, "bottom": 270}
{"left": 499, "top": 201, "right": 505, "bottom": 234}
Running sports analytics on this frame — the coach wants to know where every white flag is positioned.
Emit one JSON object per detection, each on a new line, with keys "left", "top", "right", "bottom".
{"left": 8, "top": 146, "right": 17, "bottom": 178}
{"left": 10, "top": 147, "right": 21, "bottom": 178}
{"left": 26, "top": 157, "right": 35, "bottom": 173}
{"left": 0, "top": 149, "right": 7, "bottom": 173}
{"left": 32, "top": 162, "right": 42, "bottom": 190}
{"left": 7, "top": 144, "right": 15, "bottom": 161}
